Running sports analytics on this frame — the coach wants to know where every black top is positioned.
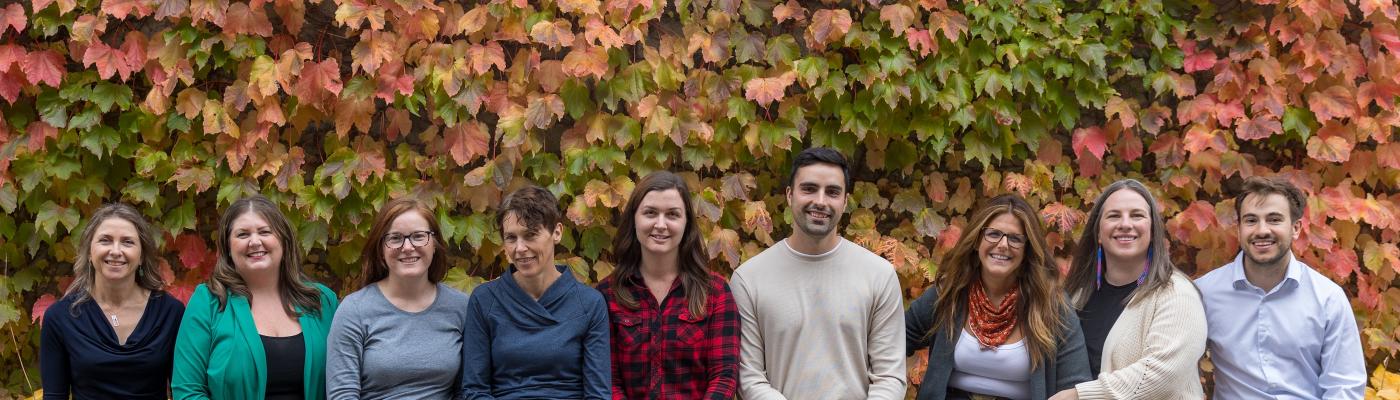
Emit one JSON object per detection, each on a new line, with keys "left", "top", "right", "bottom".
{"left": 1076, "top": 278, "right": 1138, "bottom": 376}
{"left": 40, "top": 290, "right": 185, "bottom": 400}
{"left": 261, "top": 333, "right": 305, "bottom": 400}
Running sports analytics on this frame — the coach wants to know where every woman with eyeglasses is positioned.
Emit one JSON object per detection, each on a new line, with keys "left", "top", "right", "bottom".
{"left": 326, "top": 197, "right": 470, "bottom": 399}
{"left": 1048, "top": 179, "right": 1206, "bottom": 400}
{"left": 906, "top": 194, "right": 1091, "bottom": 400}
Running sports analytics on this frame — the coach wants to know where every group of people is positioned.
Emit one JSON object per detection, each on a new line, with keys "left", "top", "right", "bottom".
{"left": 39, "top": 147, "right": 1366, "bottom": 400}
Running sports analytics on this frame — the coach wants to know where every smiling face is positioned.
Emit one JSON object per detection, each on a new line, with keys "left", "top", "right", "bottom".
{"left": 786, "top": 163, "right": 848, "bottom": 241}
{"left": 501, "top": 212, "right": 561, "bottom": 278}
{"left": 1096, "top": 189, "right": 1152, "bottom": 262}
{"left": 90, "top": 217, "right": 142, "bottom": 283}
{"left": 634, "top": 188, "right": 686, "bottom": 258}
{"left": 383, "top": 210, "right": 435, "bottom": 281}
{"left": 1238, "top": 192, "right": 1299, "bottom": 269}
{"left": 977, "top": 213, "right": 1026, "bottom": 283}
{"left": 228, "top": 211, "right": 284, "bottom": 275}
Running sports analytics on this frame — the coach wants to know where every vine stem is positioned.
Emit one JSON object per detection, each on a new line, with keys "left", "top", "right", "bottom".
{"left": 8, "top": 324, "right": 32, "bottom": 392}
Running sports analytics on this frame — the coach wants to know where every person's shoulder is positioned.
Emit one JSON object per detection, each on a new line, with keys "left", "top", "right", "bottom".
{"left": 43, "top": 294, "right": 79, "bottom": 323}
{"left": 150, "top": 290, "right": 186, "bottom": 311}
{"left": 1193, "top": 261, "right": 1237, "bottom": 290}
{"left": 733, "top": 242, "right": 787, "bottom": 275}
{"left": 310, "top": 282, "right": 337, "bottom": 298}
{"left": 1295, "top": 261, "right": 1350, "bottom": 302}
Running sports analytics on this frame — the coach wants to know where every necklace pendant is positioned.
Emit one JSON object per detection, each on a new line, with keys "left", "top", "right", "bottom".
{"left": 109, "top": 314, "right": 120, "bottom": 327}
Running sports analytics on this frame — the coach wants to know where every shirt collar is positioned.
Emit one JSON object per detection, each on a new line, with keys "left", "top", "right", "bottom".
{"left": 1228, "top": 251, "right": 1303, "bottom": 292}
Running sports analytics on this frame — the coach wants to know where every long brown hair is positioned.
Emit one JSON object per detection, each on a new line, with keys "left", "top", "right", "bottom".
{"left": 1065, "top": 179, "right": 1178, "bottom": 308}
{"left": 607, "top": 171, "right": 712, "bottom": 318}
{"left": 358, "top": 197, "right": 450, "bottom": 288}
{"left": 929, "top": 194, "right": 1069, "bottom": 370}
{"left": 65, "top": 203, "right": 167, "bottom": 312}
{"left": 208, "top": 195, "right": 323, "bottom": 317}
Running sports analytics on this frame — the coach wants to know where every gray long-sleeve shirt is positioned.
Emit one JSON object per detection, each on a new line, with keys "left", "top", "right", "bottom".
{"left": 326, "top": 282, "right": 471, "bottom": 400}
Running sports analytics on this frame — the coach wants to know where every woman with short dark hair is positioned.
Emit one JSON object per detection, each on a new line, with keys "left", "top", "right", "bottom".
{"left": 460, "top": 185, "right": 610, "bottom": 399}
{"left": 173, "top": 195, "right": 339, "bottom": 400}
{"left": 41, "top": 203, "right": 185, "bottom": 399}
{"left": 326, "top": 197, "right": 470, "bottom": 399}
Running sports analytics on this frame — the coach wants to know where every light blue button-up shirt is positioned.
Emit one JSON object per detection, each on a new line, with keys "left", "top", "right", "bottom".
{"left": 1195, "top": 252, "right": 1366, "bottom": 400}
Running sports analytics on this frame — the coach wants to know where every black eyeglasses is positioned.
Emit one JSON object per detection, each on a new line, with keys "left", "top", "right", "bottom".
{"left": 383, "top": 231, "right": 434, "bottom": 249}
{"left": 981, "top": 228, "right": 1026, "bottom": 249}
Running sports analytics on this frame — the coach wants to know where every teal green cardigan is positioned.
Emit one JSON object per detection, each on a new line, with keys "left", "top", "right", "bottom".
{"left": 172, "top": 283, "right": 339, "bottom": 400}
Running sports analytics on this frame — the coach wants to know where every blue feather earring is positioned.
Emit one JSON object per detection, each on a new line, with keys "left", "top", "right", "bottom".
{"left": 1095, "top": 247, "right": 1104, "bottom": 290}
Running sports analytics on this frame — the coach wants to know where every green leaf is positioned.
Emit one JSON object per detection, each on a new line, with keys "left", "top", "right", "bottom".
{"left": 89, "top": 82, "right": 134, "bottom": 113}
{"left": 579, "top": 226, "right": 610, "bottom": 260}
{"left": 1282, "top": 106, "right": 1316, "bottom": 142}
{"left": 0, "top": 185, "right": 16, "bottom": 213}
{"left": 122, "top": 179, "right": 160, "bottom": 206}
{"left": 35, "top": 201, "right": 79, "bottom": 236}
{"left": 79, "top": 126, "right": 121, "bottom": 157}
{"left": 37, "top": 90, "right": 69, "bottom": 129}
{"left": 443, "top": 267, "right": 487, "bottom": 295}
{"left": 164, "top": 200, "right": 196, "bottom": 234}
{"left": 560, "top": 79, "right": 594, "bottom": 120}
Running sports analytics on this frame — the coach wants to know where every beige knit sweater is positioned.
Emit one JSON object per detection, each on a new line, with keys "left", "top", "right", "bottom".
{"left": 1076, "top": 271, "right": 1207, "bottom": 399}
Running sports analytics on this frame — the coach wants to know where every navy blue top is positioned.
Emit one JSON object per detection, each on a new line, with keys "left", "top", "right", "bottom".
{"left": 41, "top": 290, "right": 185, "bottom": 400}
{"left": 460, "top": 265, "right": 611, "bottom": 399}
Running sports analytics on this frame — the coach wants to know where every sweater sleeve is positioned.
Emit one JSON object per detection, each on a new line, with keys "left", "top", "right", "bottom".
{"left": 171, "top": 285, "right": 215, "bottom": 400}
{"left": 865, "top": 269, "right": 908, "bottom": 400}
{"left": 582, "top": 292, "right": 612, "bottom": 400}
{"left": 325, "top": 296, "right": 364, "bottom": 400}
{"left": 1075, "top": 279, "right": 1207, "bottom": 399}
{"left": 702, "top": 280, "right": 740, "bottom": 400}
{"left": 459, "top": 292, "right": 497, "bottom": 400}
{"left": 731, "top": 272, "right": 788, "bottom": 400}
{"left": 39, "top": 305, "right": 71, "bottom": 400}
{"left": 1053, "top": 306, "right": 1094, "bottom": 392}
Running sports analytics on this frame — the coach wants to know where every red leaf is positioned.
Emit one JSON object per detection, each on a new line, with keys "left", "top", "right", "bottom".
{"left": 1373, "top": 23, "right": 1400, "bottom": 55}
{"left": 102, "top": 0, "right": 154, "bottom": 19}
{"left": 350, "top": 30, "right": 396, "bottom": 74}
{"left": 1176, "top": 201, "right": 1218, "bottom": 231}
{"left": 32, "top": 294, "right": 57, "bottom": 325}
{"left": 905, "top": 28, "right": 937, "bottom": 57}
{"left": 0, "top": 3, "right": 26, "bottom": 37}
{"left": 1070, "top": 126, "right": 1108, "bottom": 160}
{"left": 1040, "top": 202, "right": 1085, "bottom": 233}
{"left": 0, "top": 67, "right": 22, "bottom": 103}
{"left": 222, "top": 2, "right": 273, "bottom": 37}
{"left": 744, "top": 71, "right": 796, "bottom": 107}
{"left": 168, "top": 283, "right": 196, "bottom": 304}
{"left": 1116, "top": 132, "right": 1143, "bottom": 162}
{"left": 1236, "top": 114, "right": 1282, "bottom": 140}
{"left": 880, "top": 4, "right": 915, "bottom": 35}
{"left": 292, "top": 58, "right": 343, "bottom": 110}
{"left": 1307, "top": 85, "right": 1357, "bottom": 122}
{"left": 83, "top": 42, "right": 132, "bottom": 81}
{"left": 929, "top": 10, "right": 968, "bottom": 42}
{"left": 1182, "top": 125, "right": 1229, "bottom": 153}
{"left": 1183, "top": 47, "right": 1217, "bottom": 73}
{"left": 444, "top": 121, "right": 489, "bottom": 166}
{"left": 1003, "top": 173, "right": 1032, "bottom": 197}
{"left": 1359, "top": 0, "right": 1399, "bottom": 20}
{"left": 582, "top": 17, "right": 622, "bottom": 49}
{"left": 27, "top": 121, "right": 59, "bottom": 151}
{"left": 21, "top": 50, "right": 65, "bottom": 87}
{"left": 0, "top": 44, "right": 24, "bottom": 72}
{"left": 1377, "top": 142, "right": 1400, "bottom": 169}
{"left": 154, "top": 0, "right": 189, "bottom": 21}
{"left": 172, "top": 233, "right": 213, "bottom": 272}
{"left": 1323, "top": 246, "right": 1358, "bottom": 280}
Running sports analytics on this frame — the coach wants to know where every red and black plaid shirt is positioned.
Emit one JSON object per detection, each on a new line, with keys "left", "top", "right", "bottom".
{"left": 596, "top": 271, "right": 739, "bottom": 400}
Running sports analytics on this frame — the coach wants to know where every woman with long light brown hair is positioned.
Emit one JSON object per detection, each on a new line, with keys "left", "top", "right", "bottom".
{"left": 906, "top": 194, "right": 1090, "bottom": 400}
{"left": 596, "top": 171, "right": 739, "bottom": 399}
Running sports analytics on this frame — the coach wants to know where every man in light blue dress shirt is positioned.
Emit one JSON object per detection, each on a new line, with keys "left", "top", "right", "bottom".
{"left": 1196, "top": 176, "right": 1366, "bottom": 399}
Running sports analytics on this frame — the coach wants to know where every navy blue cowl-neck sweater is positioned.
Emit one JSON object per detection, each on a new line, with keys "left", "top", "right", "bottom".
{"left": 41, "top": 290, "right": 185, "bottom": 400}
{"left": 460, "top": 265, "right": 611, "bottom": 399}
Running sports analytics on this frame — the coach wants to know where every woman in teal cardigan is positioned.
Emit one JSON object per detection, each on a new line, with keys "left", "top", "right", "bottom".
{"left": 173, "top": 195, "right": 339, "bottom": 400}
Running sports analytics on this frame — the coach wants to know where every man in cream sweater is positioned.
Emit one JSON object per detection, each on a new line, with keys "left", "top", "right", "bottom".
{"left": 730, "top": 147, "right": 906, "bottom": 400}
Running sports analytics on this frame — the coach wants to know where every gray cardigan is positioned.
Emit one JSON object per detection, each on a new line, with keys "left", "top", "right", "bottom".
{"left": 905, "top": 287, "right": 1092, "bottom": 400}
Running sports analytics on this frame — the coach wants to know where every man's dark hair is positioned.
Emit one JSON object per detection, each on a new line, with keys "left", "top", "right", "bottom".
{"left": 787, "top": 147, "right": 851, "bottom": 192}
{"left": 1234, "top": 176, "right": 1306, "bottom": 222}
{"left": 497, "top": 185, "right": 561, "bottom": 232}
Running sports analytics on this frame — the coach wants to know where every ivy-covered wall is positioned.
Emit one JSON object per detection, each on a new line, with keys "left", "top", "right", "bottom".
{"left": 1, "top": 0, "right": 1398, "bottom": 396}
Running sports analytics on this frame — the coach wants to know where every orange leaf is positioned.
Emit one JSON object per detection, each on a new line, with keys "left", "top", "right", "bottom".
{"left": 1070, "top": 126, "right": 1108, "bottom": 160}
{"left": 333, "top": 95, "right": 374, "bottom": 138}
{"left": 1115, "top": 132, "right": 1143, "bottom": 162}
{"left": 524, "top": 93, "right": 565, "bottom": 130}
{"left": 272, "top": 0, "right": 304, "bottom": 33}
{"left": 351, "top": 30, "right": 397, "bottom": 74}
{"left": 173, "top": 233, "right": 214, "bottom": 272}
{"left": 1003, "top": 173, "right": 1032, "bottom": 197}
{"left": 773, "top": 0, "right": 806, "bottom": 23}
{"left": 905, "top": 28, "right": 937, "bottom": 57}
{"left": 444, "top": 120, "right": 489, "bottom": 166}
{"left": 1359, "top": 0, "right": 1399, "bottom": 20}
{"left": 929, "top": 10, "right": 968, "bottom": 42}
{"left": 1323, "top": 246, "right": 1358, "bottom": 280}
{"left": 83, "top": 42, "right": 131, "bottom": 81}
{"left": 1377, "top": 143, "right": 1400, "bottom": 169}
{"left": 742, "top": 201, "right": 774, "bottom": 240}
{"left": 223, "top": 2, "right": 273, "bottom": 37}
{"left": 1307, "top": 85, "right": 1357, "bottom": 122}
{"left": 1306, "top": 132, "right": 1353, "bottom": 163}
{"left": 1176, "top": 200, "right": 1218, "bottom": 232}
{"left": 456, "top": 5, "right": 491, "bottom": 36}
{"left": 1105, "top": 96, "right": 1137, "bottom": 129}
{"left": 0, "top": 3, "right": 26, "bottom": 37}
{"left": 467, "top": 42, "right": 507, "bottom": 76}
{"left": 292, "top": 58, "right": 343, "bottom": 110}
{"left": 704, "top": 227, "right": 741, "bottom": 268}
{"left": 1182, "top": 125, "right": 1229, "bottom": 153}
{"left": 1182, "top": 41, "right": 1216, "bottom": 73}
{"left": 582, "top": 17, "right": 622, "bottom": 49}
{"left": 555, "top": 0, "right": 599, "bottom": 15}
{"left": 880, "top": 4, "right": 915, "bottom": 36}
{"left": 530, "top": 19, "right": 574, "bottom": 50}
{"left": 175, "top": 88, "right": 205, "bottom": 118}
{"left": 22, "top": 49, "right": 65, "bottom": 87}
{"left": 102, "top": 0, "right": 154, "bottom": 19}
{"left": 190, "top": 0, "right": 228, "bottom": 26}
{"left": 744, "top": 71, "right": 796, "bottom": 107}
{"left": 334, "top": 0, "right": 385, "bottom": 30}
{"left": 561, "top": 44, "right": 608, "bottom": 79}
{"left": 805, "top": 9, "right": 852, "bottom": 48}
{"left": 1248, "top": 57, "right": 1282, "bottom": 85}
{"left": 1040, "top": 202, "right": 1084, "bottom": 233}
{"left": 1373, "top": 23, "right": 1400, "bottom": 55}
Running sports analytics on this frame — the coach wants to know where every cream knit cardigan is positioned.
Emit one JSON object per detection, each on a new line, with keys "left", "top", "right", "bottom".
{"left": 1076, "top": 271, "right": 1207, "bottom": 399}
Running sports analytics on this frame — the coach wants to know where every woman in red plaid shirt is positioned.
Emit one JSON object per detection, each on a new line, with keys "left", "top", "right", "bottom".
{"left": 596, "top": 171, "right": 741, "bottom": 399}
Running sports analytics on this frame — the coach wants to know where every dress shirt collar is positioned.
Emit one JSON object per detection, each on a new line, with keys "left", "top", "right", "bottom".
{"left": 1228, "top": 251, "right": 1303, "bottom": 294}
